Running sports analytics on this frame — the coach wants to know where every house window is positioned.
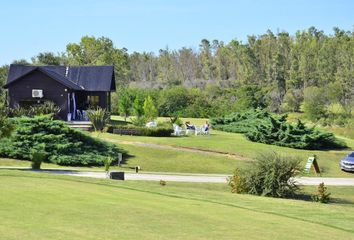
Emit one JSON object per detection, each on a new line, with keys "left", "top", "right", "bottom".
{"left": 87, "top": 95, "right": 99, "bottom": 108}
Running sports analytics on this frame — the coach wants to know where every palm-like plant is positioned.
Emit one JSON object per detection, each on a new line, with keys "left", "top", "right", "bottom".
{"left": 87, "top": 107, "right": 110, "bottom": 131}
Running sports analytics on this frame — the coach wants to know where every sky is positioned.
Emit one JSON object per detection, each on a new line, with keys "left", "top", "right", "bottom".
{"left": 0, "top": 0, "right": 353, "bottom": 65}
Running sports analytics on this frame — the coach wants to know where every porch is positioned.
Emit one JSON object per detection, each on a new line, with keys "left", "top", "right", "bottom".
{"left": 67, "top": 91, "right": 111, "bottom": 121}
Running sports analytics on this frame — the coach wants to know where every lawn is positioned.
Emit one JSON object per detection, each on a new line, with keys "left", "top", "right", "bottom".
{"left": 2, "top": 116, "right": 353, "bottom": 177}
{"left": 0, "top": 140, "right": 250, "bottom": 174}
{"left": 99, "top": 129, "right": 354, "bottom": 177}
{"left": 0, "top": 170, "right": 354, "bottom": 240}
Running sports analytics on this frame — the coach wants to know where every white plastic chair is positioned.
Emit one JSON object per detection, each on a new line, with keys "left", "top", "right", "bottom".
{"left": 146, "top": 121, "right": 157, "bottom": 128}
{"left": 194, "top": 127, "right": 202, "bottom": 136}
{"left": 173, "top": 124, "right": 185, "bottom": 136}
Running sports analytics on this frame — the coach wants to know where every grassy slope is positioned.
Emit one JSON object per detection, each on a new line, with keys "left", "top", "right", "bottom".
{"left": 99, "top": 129, "right": 354, "bottom": 177}
{"left": 0, "top": 140, "right": 250, "bottom": 174}
{"left": 0, "top": 170, "right": 354, "bottom": 240}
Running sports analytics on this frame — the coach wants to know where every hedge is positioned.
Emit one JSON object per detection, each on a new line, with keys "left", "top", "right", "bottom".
{"left": 106, "top": 124, "right": 173, "bottom": 137}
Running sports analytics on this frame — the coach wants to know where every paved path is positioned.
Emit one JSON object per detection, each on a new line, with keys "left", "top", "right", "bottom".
{"left": 43, "top": 170, "right": 354, "bottom": 186}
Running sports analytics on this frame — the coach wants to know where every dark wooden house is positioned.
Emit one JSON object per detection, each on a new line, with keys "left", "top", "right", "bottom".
{"left": 3, "top": 64, "right": 116, "bottom": 120}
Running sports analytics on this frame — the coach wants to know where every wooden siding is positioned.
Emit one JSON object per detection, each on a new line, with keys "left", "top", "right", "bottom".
{"left": 7, "top": 70, "right": 70, "bottom": 120}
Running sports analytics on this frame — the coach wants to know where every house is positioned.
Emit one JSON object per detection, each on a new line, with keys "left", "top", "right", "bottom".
{"left": 3, "top": 64, "right": 116, "bottom": 121}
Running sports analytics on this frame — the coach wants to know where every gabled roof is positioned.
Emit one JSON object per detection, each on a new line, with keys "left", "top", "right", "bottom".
{"left": 3, "top": 64, "right": 116, "bottom": 91}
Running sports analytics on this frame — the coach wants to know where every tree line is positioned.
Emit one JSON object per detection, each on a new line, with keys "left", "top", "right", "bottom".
{"left": 0, "top": 26, "right": 353, "bottom": 122}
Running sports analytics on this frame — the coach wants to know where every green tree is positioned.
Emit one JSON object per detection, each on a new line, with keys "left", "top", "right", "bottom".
{"left": 301, "top": 86, "right": 327, "bottom": 121}
{"left": 143, "top": 96, "right": 158, "bottom": 121}
{"left": 119, "top": 90, "right": 131, "bottom": 122}
{"left": 32, "top": 52, "right": 63, "bottom": 65}
{"left": 132, "top": 95, "right": 144, "bottom": 117}
{"left": 0, "top": 65, "right": 9, "bottom": 97}
{"left": 66, "top": 36, "right": 130, "bottom": 85}
{"left": 157, "top": 87, "right": 191, "bottom": 117}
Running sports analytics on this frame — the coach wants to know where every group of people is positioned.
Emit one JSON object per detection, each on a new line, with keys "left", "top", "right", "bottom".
{"left": 185, "top": 121, "right": 209, "bottom": 132}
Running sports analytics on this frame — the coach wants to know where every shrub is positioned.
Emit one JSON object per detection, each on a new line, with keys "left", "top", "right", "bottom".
{"left": 228, "top": 168, "right": 246, "bottom": 194}
{"left": 211, "top": 109, "right": 271, "bottom": 133}
{"left": 108, "top": 125, "right": 173, "bottom": 137}
{"left": 30, "top": 144, "right": 47, "bottom": 170}
{"left": 9, "top": 101, "right": 60, "bottom": 118}
{"left": 87, "top": 107, "right": 110, "bottom": 131}
{"left": 212, "top": 109, "right": 347, "bottom": 150}
{"left": 228, "top": 152, "right": 301, "bottom": 198}
{"left": 104, "top": 156, "right": 113, "bottom": 172}
{"left": 0, "top": 102, "right": 14, "bottom": 139}
{"left": 130, "top": 116, "right": 146, "bottom": 127}
{"left": 312, "top": 182, "right": 331, "bottom": 203}
{"left": 159, "top": 180, "right": 167, "bottom": 186}
{"left": 246, "top": 117, "right": 347, "bottom": 150}
{"left": 0, "top": 116, "right": 125, "bottom": 166}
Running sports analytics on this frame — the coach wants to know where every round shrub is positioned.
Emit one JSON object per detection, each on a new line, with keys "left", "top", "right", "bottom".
{"left": 228, "top": 152, "right": 301, "bottom": 198}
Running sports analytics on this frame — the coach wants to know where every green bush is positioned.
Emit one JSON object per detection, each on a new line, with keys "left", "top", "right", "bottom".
{"left": 211, "top": 109, "right": 271, "bottom": 133}
{"left": 0, "top": 116, "right": 125, "bottom": 166}
{"left": 87, "top": 107, "right": 110, "bottom": 131}
{"left": 130, "top": 116, "right": 146, "bottom": 126}
{"left": 30, "top": 144, "right": 47, "bottom": 170}
{"left": 104, "top": 156, "right": 113, "bottom": 172}
{"left": 228, "top": 168, "right": 246, "bottom": 194}
{"left": 246, "top": 117, "right": 347, "bottom": 150}
{"left": 312, "top": 182, "right": 331, "bottom": 203}
{"left": 228, "top": 152, "right": 301, "bottom": 198}
{"left": 9, "top": 101, "right": 61, "bottom": 118}
{"left": 211, "top": 109, "right": 347, "bottom": 150}
{"left": 108, "top": 125, "right": 173, "bottom": 137}
{"left": 0, "top": 102, "right": 15, "bottom": 139}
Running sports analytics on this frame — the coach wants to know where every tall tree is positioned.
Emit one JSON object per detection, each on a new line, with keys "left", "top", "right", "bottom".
{"left": 31, "top": 52, "right": 63, "bottom": 65}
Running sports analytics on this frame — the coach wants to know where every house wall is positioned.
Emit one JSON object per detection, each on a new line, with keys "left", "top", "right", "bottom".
{"left": 7, "top": 70, "right": 69, "bottom": 120}
{"left": 74, "top": 91, "right": 108, "bottom": 109}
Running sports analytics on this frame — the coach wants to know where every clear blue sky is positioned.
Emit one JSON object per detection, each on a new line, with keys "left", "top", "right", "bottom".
{"left": 1, "top": 0, "right": 353, "bottom": 65}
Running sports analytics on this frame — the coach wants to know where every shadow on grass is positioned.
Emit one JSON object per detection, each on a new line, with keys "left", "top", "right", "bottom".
{"left": 290, "top": 191, "right": 354, "bottom": 205}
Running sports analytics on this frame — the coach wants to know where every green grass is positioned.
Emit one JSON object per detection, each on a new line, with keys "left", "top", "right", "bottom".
{"left": 2, "top": 116, "right": 353, "bottom": 176}
{"left": 99, "top": 129, "right": 354, "bottom": 177}
{"left": 1, "top": 170, "right": 354, "bottom": 240}
{"left": 0, "top": 140, "right": 250, "bottom": 174}
{"left": 120, "top": 143, "right": 249, "bottom": 173}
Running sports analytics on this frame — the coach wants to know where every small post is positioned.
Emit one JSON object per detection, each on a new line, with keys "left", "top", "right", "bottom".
{"left": 312, "top": 155, "right": 321, "bottom": 175}
{"left": 135, "top": 166, "right": 140, "bottom": 173}
{"left": 118, "top": 153, "right": 122, "bottom": 167}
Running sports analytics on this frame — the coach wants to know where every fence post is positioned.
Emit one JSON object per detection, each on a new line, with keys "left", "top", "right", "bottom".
{"left": 118, "top": 153, "right": 122, "bottom": 167}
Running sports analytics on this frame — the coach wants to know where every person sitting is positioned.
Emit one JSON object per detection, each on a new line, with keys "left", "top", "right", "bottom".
{"left": 185, "top": 121, "right": 196, "bottom": 130}
{"left": 201, "top": 121, "right": 210, "bottom": 134}
{"left": 203, "top": 121, "right": 210, "bottom": 132}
